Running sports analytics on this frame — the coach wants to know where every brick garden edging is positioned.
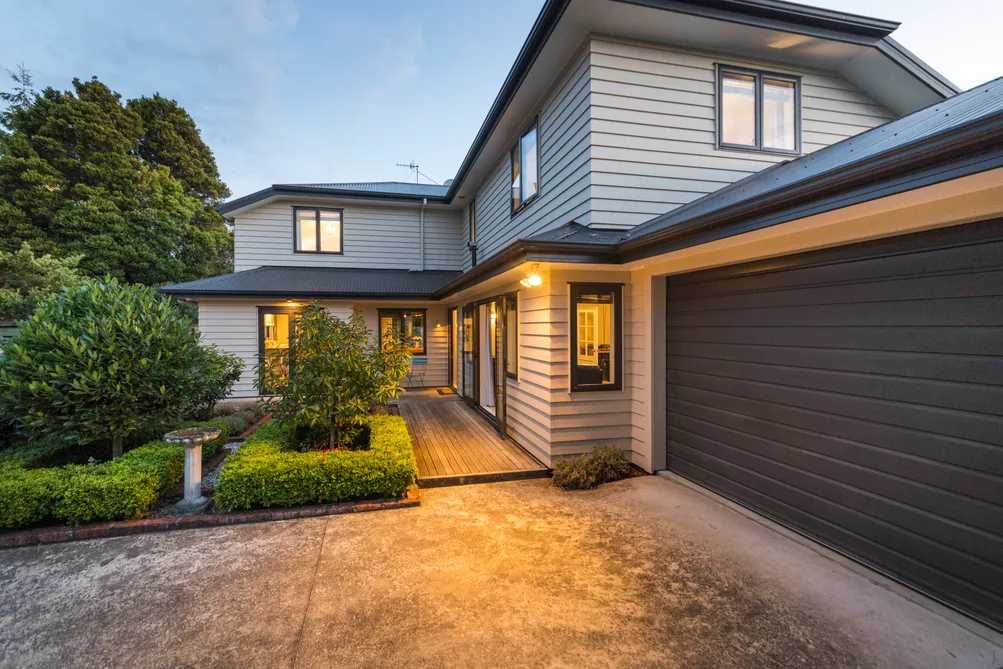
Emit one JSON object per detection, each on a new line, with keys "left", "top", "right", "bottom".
{"left": 0, "top": 487, "right": 420, "bottom": 550}
{"left": 228, "top": 413, "right": 273, "bottom": 443}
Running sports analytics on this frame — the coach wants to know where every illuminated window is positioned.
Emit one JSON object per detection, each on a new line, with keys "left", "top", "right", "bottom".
{"left": 378, "top": 309, "right": 426, "bottom": 354}
{"left": 717, "top": 66, "right": 800, "bottom": 154}
{"left": 511, "top": 120, "right": 539, "bottom": 212}
{"left": 505, "top": 293, "right": 518, "bottom": 379}
{"left": 569, "top": 284, "right": 622, "bottom": 392}
{"left": 258, "top": 307, "right": 296, "bottom": 394}
{"left": 294, "top": 207, "right": 342, "bottom": 253}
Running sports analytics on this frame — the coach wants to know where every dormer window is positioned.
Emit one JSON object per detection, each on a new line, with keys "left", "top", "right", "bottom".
{"left": 294, "top": 207, "right": 343, "bottom": 254}
{"left": 716, "top": 66, "right": 800, "bottom": 155}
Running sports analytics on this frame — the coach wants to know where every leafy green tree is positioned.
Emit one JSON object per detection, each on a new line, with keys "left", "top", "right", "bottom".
{"left": 0, "top": 278, "right": 205, "bottom": 458}
{"left": 0, "top": 64, "right": 34, "bottom": 119}
{"left": 0, "top": 74, "right": 232, "bottom": 284}
{"left": 262, "top": 305, "right": 412, "bottom": 449}
{"left": 128, "top": 94, "right": 233, "bottom": 276}
{"left": 0, "top": 243, "right": 84, "bottom": 321}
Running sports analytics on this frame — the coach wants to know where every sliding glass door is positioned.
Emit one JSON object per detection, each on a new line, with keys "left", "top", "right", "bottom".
{"left": 457, "top": 295, "right": 510, "bottom": 434}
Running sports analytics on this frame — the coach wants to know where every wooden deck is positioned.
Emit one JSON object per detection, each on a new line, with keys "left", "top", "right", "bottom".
{"left": 396, "top": 389, "right": 549, "bottom": 487}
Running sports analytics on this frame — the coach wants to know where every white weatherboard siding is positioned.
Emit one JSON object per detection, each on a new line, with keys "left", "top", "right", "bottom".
{"left": 197, "top": 299, "right": 447, "bottom": 398}
{"left": 588, "top": 37, "right": 896, "bottom": 229}
{"left": 234, "top": 201, "right": 463, "bottom": 272}
{"left": 464, "top": 45, "right": 594, "bottom": 271}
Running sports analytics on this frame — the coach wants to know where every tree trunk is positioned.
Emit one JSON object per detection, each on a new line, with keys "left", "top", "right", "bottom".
{"left": 329, "top": 423, "right": 337, "bottom": 450}
{"left": 112, "top": 435, "right": 123, "bottom": 459}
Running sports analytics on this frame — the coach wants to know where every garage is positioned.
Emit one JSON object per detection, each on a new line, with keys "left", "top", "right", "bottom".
{"left": 665, "top": 219, "right": 1003, "bottom": 628}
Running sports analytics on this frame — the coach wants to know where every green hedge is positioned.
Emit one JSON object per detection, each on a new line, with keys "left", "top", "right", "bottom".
{"left": 0, "top": 419, "right": 231, "bottom": 529}
{"left": 213, "top": 416, "right": 417, "bottom": 512}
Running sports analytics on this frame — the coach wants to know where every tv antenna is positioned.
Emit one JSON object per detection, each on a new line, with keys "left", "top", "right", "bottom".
{"left": 396, "top": 160, "right": 440, "bottom": 185}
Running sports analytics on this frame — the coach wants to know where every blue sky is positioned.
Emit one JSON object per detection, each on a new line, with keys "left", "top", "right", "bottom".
{"left": 1, "top": 0, "right": 1000, "bottom": 199}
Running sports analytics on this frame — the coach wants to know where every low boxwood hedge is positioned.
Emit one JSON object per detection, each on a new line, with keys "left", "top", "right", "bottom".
{"left": 0, "top": 419, "right": 231, "bottom": 530}
{"left": 213, "top": 416, "right": 417, "bottom": 512}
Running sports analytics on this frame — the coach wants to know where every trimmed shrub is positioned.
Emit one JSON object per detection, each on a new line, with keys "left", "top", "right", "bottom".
{"left": 0, "top": 418, "right": 229, "bottom": 529}
{"left": 55, "top": 468, "right": 160, "bottom": 525}
{"left": 0, "top": 467, "right": 71, "bottom": 529}
{"left": 552, "top": 446, "right": 633, "bottom": 491}
{"left": 217, "top": 414, "right": 249, "bottom": 438}
{"left": 231, "top": 410, "right": 257, "bottom": 429}
{"left": 213, "top": 416, "right": 416, "bottom": 512}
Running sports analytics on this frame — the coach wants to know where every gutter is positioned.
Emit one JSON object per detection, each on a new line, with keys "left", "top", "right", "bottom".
{"left": 218, "top": 185, "right": 448, "bottom": 216}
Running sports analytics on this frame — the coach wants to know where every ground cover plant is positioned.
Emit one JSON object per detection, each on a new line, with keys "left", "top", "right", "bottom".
{"left": 552, "top": 446, "right": 634, "bottom": 490}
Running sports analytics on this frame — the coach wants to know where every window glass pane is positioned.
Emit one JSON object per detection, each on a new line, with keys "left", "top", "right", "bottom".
{"left": 763, "top": 78, "right": 796, "bottom": 151}
{"left": 319, "top": 210, "right": 341, "bottom": 252}
{"left": 573, "top": 290, "right": 615, "bottom": 388}
{"left": 510, "top": 146, "right": 521, "bottom": 209}
{"left": 261, "top": 311, "right": 292, "bottom": 392}
{"left": 505, "top": 296, "right": 518, "bottom": 377}
{"left": 721, "top": 72, "right": 757, "bottom": 147}
{"left": 406, "top": 311, "right": 425, "bottom": 352}
{"left": 521, "top": 125, "right": 538, "bottom": 201}
{"left": 296, "top": 209, "right": 317, "bottom": 251}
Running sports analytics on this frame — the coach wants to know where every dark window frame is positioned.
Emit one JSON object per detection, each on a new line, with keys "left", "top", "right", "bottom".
{"left": 569, "top": 283, "right": 623, "bottom": 393}
{"left": 257, "top": 306, "right": 298, "bottom": 396}
{"left": 377, "top": 308, "right": 428, "bottom": 355}
{"left": 510, "top": 117, "right": 541, "bottom": 216}
{"left": 504, "top": 291, "right": 519, "bottom": 380}
{"left": 715, "top": 64, "right": 801, "bottom": 156}
{"left": 292, "top": 206, "right": 345, "bottom": 254}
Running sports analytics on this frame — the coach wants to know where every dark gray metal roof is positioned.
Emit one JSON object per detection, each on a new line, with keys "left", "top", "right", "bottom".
{"left": 527, "top": 222, "right": 627, "bottom": 245}
{"left": 626, "top": 75, "right": 1003, "bottom": 242}
{"left": 280, "top": 182, "right": 449, "bottom": 198}
{"left": 161, "top": 266, "right": 461, "bottom": 299}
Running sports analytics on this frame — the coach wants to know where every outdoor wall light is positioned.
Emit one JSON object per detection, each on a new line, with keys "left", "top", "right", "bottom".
{"left": 520, "top": 274, "right": 542, "bottom": 288}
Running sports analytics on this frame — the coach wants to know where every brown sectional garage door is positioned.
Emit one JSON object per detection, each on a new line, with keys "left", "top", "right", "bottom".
{"left": 665, "top": 219, "right": 1003, "bottom": 629}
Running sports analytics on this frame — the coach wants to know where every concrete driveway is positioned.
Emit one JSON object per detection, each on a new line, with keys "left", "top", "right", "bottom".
{"left": 1, "top": 475, "right": 999, "bottom": 669}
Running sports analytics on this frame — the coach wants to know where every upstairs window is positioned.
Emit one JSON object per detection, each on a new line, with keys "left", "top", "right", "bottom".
{"left": 294, "top": 207, "right": 343, "bottom": 254}
{"left": 378, "top": 309, "right": 426, "bottom": 354}
{"left": 717, "top": 66, "right": 800, "bottom": 155}
{"left": 511, "top": 120, "right": 539, "bottom": 212}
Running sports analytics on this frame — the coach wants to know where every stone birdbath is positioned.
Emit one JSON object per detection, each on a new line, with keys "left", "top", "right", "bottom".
{"left": 164, "top": 427, "right": 221, "bottom": 512}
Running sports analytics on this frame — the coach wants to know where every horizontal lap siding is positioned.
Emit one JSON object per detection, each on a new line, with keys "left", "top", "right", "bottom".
{"left": 234, "top": 202, "right": 462, "bottom": 271}
{"left": 197, "top": 300, "right": 446, "bottom": 398}
{"left": 666, "top": 220, "right": 1003, "bottom": 628}
{"left": 547, "top": 270, "right": 635, "bottom": 460}
{"left": 466, "top": 47, "right": 593, "bottom": 270}
{"left": 589, "top": 38, "right": 895, "bottom": 229}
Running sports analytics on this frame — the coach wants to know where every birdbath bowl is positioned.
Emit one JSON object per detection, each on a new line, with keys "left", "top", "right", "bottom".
{"left": 164, "top": 427, "right": 221, "bottom": 512}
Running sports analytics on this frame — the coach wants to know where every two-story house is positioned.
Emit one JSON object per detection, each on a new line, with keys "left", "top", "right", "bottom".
{"left": 163, "top": 0, "right": 1003, "bottom": 629}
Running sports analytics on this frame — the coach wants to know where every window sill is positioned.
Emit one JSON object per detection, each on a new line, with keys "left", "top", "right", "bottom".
{"left": 715, "top": 143, "right": 801, "bottom": 158}
{"left": 293, "top": 250, "right": 345, "bottom": 255}
{"left": 569, "top": 384, "right": 624, "bottom": 394}
{"left": 510, "top": 194, "right": 539, "bottom": 218}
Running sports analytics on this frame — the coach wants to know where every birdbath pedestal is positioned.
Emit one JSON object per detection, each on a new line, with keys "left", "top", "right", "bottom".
{"left": 164, "top": 427, "right": 221, "bottom": 512}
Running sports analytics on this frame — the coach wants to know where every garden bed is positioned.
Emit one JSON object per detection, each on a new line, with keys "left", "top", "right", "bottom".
{"left": 213, "top": 415, "right": 418, "bottom": 512}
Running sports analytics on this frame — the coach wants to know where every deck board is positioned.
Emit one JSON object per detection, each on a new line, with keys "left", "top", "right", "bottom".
{"left": 397, "top": 389, "right": 548, "bottom": 486}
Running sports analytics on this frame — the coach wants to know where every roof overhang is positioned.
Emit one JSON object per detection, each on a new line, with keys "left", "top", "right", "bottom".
{"left": 443, "top": 0, "right": 957, "bottom": 205}
{"left": 217, "top": 185, "right": 450, "bottom": 218}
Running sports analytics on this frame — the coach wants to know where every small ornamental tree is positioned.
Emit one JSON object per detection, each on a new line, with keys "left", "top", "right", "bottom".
{"left": 188, "top": 345, "right": 244, "bottom": 420}
{"left": 0, "top": 278, "right": 204, "bottom": 457}
{"left": 261, "top": 304, "right": 412, "bottom": 449}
